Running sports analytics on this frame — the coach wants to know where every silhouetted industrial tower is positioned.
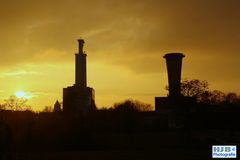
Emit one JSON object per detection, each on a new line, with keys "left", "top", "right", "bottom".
{"left": 155, "top": 52, "right": 195, "bottom": 110}
{"left": 63, "top": 39, "right": 96, "bottom": 115}
{"left": 164, "top": 53, "right": 185, "bottom": 98}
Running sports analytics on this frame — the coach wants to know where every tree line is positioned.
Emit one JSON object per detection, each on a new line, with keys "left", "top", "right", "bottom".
{"left": 1, "top": 79, "right": 240, "bottom": 112}
{"left": 179, "top": 79, "right": 240, "bottom": 105}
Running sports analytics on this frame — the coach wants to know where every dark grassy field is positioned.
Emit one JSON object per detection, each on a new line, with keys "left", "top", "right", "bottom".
{"left": 13, "top": 148, "right": 209, "bottom": 160}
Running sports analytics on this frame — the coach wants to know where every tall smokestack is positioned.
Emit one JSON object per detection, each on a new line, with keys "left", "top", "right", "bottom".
{"left": 75, "top": 39, "right": 87, "bottom": 88}
{"left": 164, "top": 53, "right": 185, "bottom": 98}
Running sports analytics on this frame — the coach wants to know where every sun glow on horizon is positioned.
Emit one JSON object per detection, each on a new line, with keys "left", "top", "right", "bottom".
{"left": 15, "top": 91, "right": 33, "bottom": 99}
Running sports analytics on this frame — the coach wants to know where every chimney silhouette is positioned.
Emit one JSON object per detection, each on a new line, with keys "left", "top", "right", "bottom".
{"left": 164, "top": 53, "right": 185, "bottom": 98}
{"left": 75, "top": 39, "right": 87, "bottom": 88}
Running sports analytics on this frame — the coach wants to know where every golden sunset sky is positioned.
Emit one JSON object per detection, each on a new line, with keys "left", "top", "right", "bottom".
{"left": 0, "top": 0, "right": 240, "bottom": 110}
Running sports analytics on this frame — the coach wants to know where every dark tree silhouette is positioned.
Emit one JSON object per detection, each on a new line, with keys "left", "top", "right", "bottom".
{"left": 225, "top": 92, "right": 239, "bottom": 104}
{"left": 113, "top": 99, "right": 153, "bottom": 112}
{"left": 3, "top": 95, "right": 30, "bottom": 111}
{"left": 0, "top": 104, "right": 6, "bottom": 110}
{"left": 180, "top": 79, "right": 209, "bottom": 97}
{"left": 166, "top": 79, "right": 209, "bottom": 102}
{"left": 207, "top": 90, "right": 226, "bottom": 104}
{"left": 167, "top": 79, "right": 240, "bottom": 105}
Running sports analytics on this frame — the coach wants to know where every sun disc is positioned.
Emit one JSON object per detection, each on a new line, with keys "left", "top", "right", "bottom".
{"left": 15, "top": 91, "right": 32, "bottom": 99}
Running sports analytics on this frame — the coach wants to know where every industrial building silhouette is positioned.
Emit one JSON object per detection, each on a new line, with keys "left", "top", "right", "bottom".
{"left": 61, "top": 39, "right": 195, "bottom": 126}
{"left": 63, "top": 39, "right": 96, "bottom": 115}
{"left": 155, "top": 53, "right": 196, "bottom": 128}
{"left": 61, "top": 39, "right": 195, "bottom": 128}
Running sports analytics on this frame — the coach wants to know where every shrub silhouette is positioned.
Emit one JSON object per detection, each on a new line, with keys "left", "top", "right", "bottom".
{"left": 113, "top": 99, "right": 153, "bottom": 112}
